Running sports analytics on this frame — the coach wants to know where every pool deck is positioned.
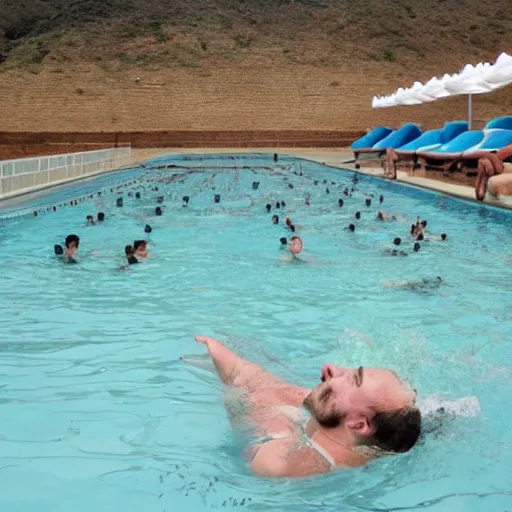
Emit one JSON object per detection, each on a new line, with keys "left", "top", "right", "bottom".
{"left": 1, "top": 147, "right": 510, "bottom": 210}
{"left": 126, "top": 148, "right": 512, "bottom": 210}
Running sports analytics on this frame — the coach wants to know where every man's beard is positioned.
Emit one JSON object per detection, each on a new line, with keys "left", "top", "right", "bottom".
{"left": 303, "top": 386, "right": 345, "bottom": 429}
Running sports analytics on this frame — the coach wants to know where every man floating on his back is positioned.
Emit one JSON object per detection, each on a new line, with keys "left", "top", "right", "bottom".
{"left": 191, "top": 335, "right": 421, "bottom": 478}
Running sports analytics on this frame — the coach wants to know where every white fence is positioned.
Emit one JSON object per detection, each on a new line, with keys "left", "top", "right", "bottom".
{"left": 0, "top": 145, "right": 132, "bottom": 196}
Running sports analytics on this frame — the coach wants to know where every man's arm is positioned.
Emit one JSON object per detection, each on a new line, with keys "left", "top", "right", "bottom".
{"left": 195, "top": 335, "right": 284, "bottom": 391}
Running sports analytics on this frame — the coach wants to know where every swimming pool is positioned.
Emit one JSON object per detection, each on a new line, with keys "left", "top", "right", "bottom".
{"left": 0, "top": 153, "right": 511, "bottom": 511}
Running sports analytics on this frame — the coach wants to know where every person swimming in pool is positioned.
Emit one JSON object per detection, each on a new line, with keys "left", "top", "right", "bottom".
{"left": 346, "top": 223, "right": 356, "bottom": 232}
{"left": 280, "top": 237, "right": 288, "bottom": 249}
{"left": 189, "top": 335, "right": 420, "bottom": 478}
{"left": 86, "top": 215, "right": 95, "bottom": 226}
{"left": 384, "top": 276, "right": 443, "bottom": 292}
{"left": 55, "top": 234, "right": 80, "bottom": 264}
{"left": 376, "top": 211, "right": 397, "bottom": 221}
{"left": 124, "top": 245, "right": 139, "bottom": 265}
{"left": 97, "top": 212, "right": 105, "bottom": 222}
{"left": 133, "top": 240, "right": 148, "bottom": 259}
{"left": 272, "top": 215, "right": 279, "bottom": 225}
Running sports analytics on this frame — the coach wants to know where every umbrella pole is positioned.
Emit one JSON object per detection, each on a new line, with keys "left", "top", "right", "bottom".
{"left": 468, "top": 93, "right": 473, "bottom": 130}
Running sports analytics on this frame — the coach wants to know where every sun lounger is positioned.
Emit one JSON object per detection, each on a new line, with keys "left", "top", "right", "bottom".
{"left": 385, "top": 121, "right": 468, "bottom": 177}
{"left": 353, "top": 123, "right": 421, "bottom": 168}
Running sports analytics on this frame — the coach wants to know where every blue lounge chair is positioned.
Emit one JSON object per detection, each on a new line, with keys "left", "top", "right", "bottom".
{"left": 353, "top": 123, "right": 421, "bottom": 169}
{"left": 484, "top": 116, "right": 512, "bottom": 130}
{"left": 351, "top": 126, "right": 393, "bottom": 151}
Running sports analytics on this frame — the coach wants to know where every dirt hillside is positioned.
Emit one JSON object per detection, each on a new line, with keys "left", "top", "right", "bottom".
{"left": 1, "top": 0, "right": 511, "bottom": 134}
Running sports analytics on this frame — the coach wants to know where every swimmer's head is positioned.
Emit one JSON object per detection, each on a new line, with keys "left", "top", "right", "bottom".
{"left": 416, "top": 233, "right": 424, "bottom": 241}
{"left": 288, "top": 183, "right": 294, "bottom": 189}
{"left": 344, "top": 188, "right": 349, "bottom": 196}
{"left": 252, "top": 181, "right": 260, "bottom": 190}
{"left": 413, "top": 242, "right": 421, "bottom": 252}
{"left": 135, "top": 192, "right": 141, "bottom": 199}
{"left": 214, "top": 194, "right": 221, "bottom": 203}
{"left": 125, "top": 244, "right": 134, "bottom": 256}
{"left": 86, "top": 215, "right": 94, "bottom": 225}
{"left": 303, "top": 364, "right": 420, "bottom": 454}
{"left": 183, "top": 196, "right": 190, "bottom": 204}
{"left": 338, "top": 199, "right": 344, "bottom": 207}
{"left": 393, "top": 237, "right": 401, "bottom": 246}
{"left": 436, "top": 276, "right": 442, "bottom": 281}
{"left": 289, "top": 224, "right": 296, "bottom": 232}
{"left": 54, "top": 244, "right": 64, "bottom": 255}
{"left": 65, "top": 234, "right": 80, "bottom": 249}
{"left": 348, "top": 223, "right": 355, "bottom": 232}
{"left": 355, "top": 212, "right": 361, "bottom": 220}
{"left": 326, "top": 188, "right": 330, "bottom": 194}
{"left": 275, "top": 202, "right": 281, "bottom": 209}
{"left": 133, "top": 240, "right": 147, "bottom": 251}
{"left": 379, "top": 194, "right": 384, "bottom": 203}
{"left": 314, "top": 180, "right": 319, "bottom": 186}
{"left": 285, "top": 217, "right": 291, "bottom": 226}
{"left": 155, "top": 207, "right": 162, "bottom": 216}
{"left": 266, "top": 204, "right": 272, "bottom": 212}
{"left": 280, "top": 237, "right": 288, "bottom": 246}
{"left": 116, "top": 197, "right": 123, "bottom": 207}
{"left": 272, "top": 215, "right": 279, "bottom": 224}
{"left": 144, "top": 224, "right": 152, "bottom": 234}
{"left": 97, "top": 212, "right": 105, "bottom": 222}
{"left": 157, "top": 196, "right": 164, "bottom": 204}
{"left": 441, "top": 233, "right": 447, "bottom": 241}
{"left": 365, "top": 198, "right": 371, "bottom": 207}
{"left": 377, "top": 211, "right": 384, "bottom": 220}
{"left": 281, "top": 201, "right": 286, "bottom": 208}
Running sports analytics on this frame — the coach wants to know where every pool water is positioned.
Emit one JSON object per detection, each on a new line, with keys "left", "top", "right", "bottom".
{"left": 0, "top": 153, "right": 511, "bottom": 512}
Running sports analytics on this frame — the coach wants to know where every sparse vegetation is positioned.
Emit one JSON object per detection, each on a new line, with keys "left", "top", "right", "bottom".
{"left": 383, "top": 49, "right": 397, "bottom": 62}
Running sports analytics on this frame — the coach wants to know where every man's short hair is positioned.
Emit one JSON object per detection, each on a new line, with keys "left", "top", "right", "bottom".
{"left": 371, "top": 407, "right": 421, "bottom": 453}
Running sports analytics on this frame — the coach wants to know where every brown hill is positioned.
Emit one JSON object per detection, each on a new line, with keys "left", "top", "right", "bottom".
{"left": 1, "top": 0, "right": 511, "bottom": 135}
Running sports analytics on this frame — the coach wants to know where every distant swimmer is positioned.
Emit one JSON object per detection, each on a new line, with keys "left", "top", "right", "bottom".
{"left": 86, "top": 215, "right": 95, "bottom": 226}
{"left": 384, "top": 276, "right": 443, "bottom": 292}
{"left": 280, "top": 237, "right": 288, "bottom": 249}
{"left": 376, "top": 211, "right": 396, "bottom": 221}
{"left": 273, "top": 152, "right": 278, "bottom": 163}
{"left": 272, "top": 215, "right": 279, "bottom": 225}
{"left": 55, "top": 234, "right": 80, "bottom": 264}
{"left": 144, "top": 224, "right": 152, "bottom": 234}
{"left": 338, "top": 199, "right": 344, "bottom": 207}
{"left": 345, "top": 223, "right": 356, "bottom": 232}
{"left": 285, "top": 217, "right": 292, "bottom": 228}
{"left": 355, "top": 212, "right": 361, "bottom": 220}
{"left": 133, "top": 240, "right": 148, "bottom": 259}
{"left": 266, "top": 204, "right": 272, "bottom": 213}
{"left": 275, "top": 201, "right": 281, "bottom": 209}
{"left": 135, "top": 192, "right": 141, "bottom": 199}
{"left": 189, "top": 335, "right": 420, "bottom": 477}
{"left": 379, "top": 194, "right": 384, "bottom": 203}
{"left": 365, "top": 198, "right": 371, "bottom": 207}
{"left": 97, "top": 212, "right": 105, "bottom": 222}
{"left": 252, "top": 181, "right": 260, "bottom": 190}
{"left": 384, "top": 237, "right": 407, "bottom": 257}
{"left": 124, "top": 245, "right": 139, "bottom": 265}
{"left": 116, "top": 197, "right": 123, "bottom": 207}
{"left": 155, "top": 206, "right": 163, "bottom": 216}
{"left": 183, "top": 196, "right": 190, "bottom": 207}
{"left": 157, "top": 196, "right": 164, "bottom": 204}
{"left": 214, "top": 194, "right": 221, "bottom": 203}
{"left": 413, "top": 242, "right": 421, "bottom": 253}
{"left": 281, "top": 201, "right": 286, "bottom": 208}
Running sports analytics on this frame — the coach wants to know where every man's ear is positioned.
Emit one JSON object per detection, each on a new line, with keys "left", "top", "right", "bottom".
{"left": 346, "top": 413, "right": 373, "bottom": 437}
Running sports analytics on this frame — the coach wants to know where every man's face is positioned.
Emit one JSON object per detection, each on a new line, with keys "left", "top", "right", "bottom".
{"left": 303, "top": 364, "right": 415, "bottom": 434}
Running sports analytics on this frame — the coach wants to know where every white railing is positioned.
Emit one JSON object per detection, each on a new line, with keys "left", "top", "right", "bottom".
{"left": 0, "top": 145, "right": 132, "bottom": 196}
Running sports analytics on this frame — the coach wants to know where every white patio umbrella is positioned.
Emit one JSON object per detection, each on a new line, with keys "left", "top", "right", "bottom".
{"left": 371, "top": 52, "right": 512, "bottom": 128}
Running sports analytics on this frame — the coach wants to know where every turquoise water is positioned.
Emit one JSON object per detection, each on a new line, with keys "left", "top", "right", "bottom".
{"left": 0, "top": 153, "right": 511, "bottom": 512}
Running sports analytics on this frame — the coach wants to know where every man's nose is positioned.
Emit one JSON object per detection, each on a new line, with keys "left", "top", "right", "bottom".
{"left": 321, "top": 364, "right": 344, "bottom": 382}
